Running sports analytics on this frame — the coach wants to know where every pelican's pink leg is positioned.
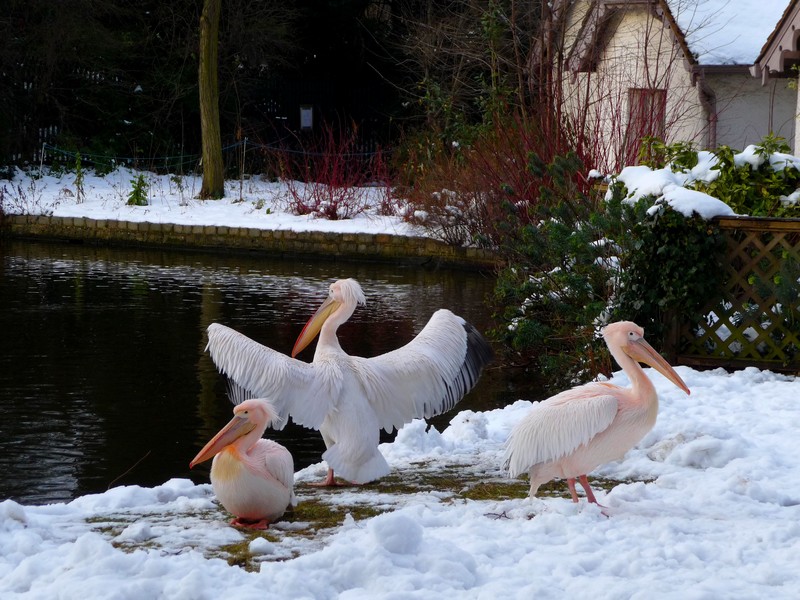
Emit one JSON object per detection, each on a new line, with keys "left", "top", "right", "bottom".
{"left": 569, "top": 475, "right": 601, "bottom": 505}
{"left": 309, "top": 468, "right": 347, "bottom": 487}
{"left": 577, "top": 475, "right": 600, "bottom": 505}
{"left": 567, "top": 478, "right": 579, "bottom": 502}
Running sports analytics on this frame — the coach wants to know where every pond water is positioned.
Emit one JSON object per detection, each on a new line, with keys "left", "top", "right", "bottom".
{"left": 0, "top": 239, "right": 538, "bottom": 505}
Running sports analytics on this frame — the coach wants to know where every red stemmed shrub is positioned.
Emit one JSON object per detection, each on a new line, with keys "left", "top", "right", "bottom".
{"left": 278, "top": 122, "right": 394, "bottom": 220}
{"left": 396, "top": 111, "right": 597, "bottom": 247}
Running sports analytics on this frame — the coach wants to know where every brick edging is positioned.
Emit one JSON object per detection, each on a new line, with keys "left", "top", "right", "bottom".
{"left": 1, "top": 214, "right": 497, "bottom": 270}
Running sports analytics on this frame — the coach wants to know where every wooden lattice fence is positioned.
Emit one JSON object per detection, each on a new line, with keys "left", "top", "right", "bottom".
{"left": 671, "top": 216, "right": 800, "bottom": 373}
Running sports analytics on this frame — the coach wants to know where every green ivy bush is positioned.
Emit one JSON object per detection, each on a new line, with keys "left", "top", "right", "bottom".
{"left": 492, "top": 151, "right": 726, "bottom": 390}
{"left": 607, "top": 186, "right": 726, "bottom": 348}
{"left": 638, "top": 134, "right": 800, "bottom": 217}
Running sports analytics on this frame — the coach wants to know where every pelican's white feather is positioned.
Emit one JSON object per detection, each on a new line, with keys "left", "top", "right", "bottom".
{"left": 258, "top": 439, "right": 296, "bottom": 506}
{"left": 205, "top": 323, "right": 335, "bottom": 429}
{"left": 357, "top": 309, "right": 487, "bottom": 432}
{"left": 504, "top": 387, "right": 618, "bottom": 478}
{"left": 502, "top": 321, "right": 689, "bottom": 502}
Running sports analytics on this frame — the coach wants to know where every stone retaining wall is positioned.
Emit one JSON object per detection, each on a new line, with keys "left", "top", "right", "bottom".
{"left": 1, "top": 214, "right": 497, "bottom": 270}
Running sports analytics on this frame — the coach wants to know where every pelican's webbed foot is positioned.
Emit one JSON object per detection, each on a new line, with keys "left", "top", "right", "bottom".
{"left": 230, "top": 517, "right": 270, "bottom": 530}
{"left": 307, "top": 468, "right": 353, "bottom": 487}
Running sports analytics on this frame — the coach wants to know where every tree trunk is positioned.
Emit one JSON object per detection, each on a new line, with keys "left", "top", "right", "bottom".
{"left": 198, "top": 0, "right": 224, "bottom": 199}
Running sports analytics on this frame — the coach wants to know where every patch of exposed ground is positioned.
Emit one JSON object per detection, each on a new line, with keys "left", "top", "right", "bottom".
{"left": 85, "top": 463, "right": 637, "bottom": 571}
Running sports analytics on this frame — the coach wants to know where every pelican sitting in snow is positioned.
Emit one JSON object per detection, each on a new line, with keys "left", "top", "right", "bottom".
{"left": 504, "top": 321, "right": 689, "bottom": 504}
{"left": 190, "top": 398, "right": 294, "bottom": 529}
{"left": 205, "top": 278, "right": 493, "bottom": 486}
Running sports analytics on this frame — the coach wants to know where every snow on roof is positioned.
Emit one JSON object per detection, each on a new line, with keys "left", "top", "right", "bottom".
{"left": 669, "top": 0, "right": 789, "bottom": 65}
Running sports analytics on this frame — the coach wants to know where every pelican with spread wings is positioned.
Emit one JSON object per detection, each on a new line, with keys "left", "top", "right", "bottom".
{"left": 205, "top": 278, "right": 493, "bottom": 485}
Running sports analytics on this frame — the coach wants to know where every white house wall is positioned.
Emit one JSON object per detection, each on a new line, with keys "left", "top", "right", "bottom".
{"left": 705, "top": 72, "right": 796, "bottom": 151}
{"left": 796, "top": 89, "right": 800, "bottom": 152}
{"left": 562, "top": 5, "right": 708, "bottom": 172}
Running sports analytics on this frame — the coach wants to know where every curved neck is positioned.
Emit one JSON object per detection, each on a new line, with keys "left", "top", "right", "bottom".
{"left": 316, "top": 301, "right": 355, "bottom": 355}
{"left": 610, "top": 346, "right": 655, "bottom": 399}
{"left": 233, "top": 421, "right": 268, "bottom": 456}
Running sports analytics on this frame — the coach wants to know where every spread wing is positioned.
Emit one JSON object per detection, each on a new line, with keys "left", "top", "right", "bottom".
{"left": 207, "top": 310, "right": 492, "bottom": 434}
{"left": 205, "top": 323, "right": 336, "bottom": 430}
{"left": 503, "top": 388, "right": 619, "bottom": 477}
{"left": 353, "top": 309, "right": 493, "bottom": 432}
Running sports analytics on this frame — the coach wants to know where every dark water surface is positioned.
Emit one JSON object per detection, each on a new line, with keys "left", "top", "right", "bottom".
{"left": 0, "top": 239, "right": 527, "bottom": 505}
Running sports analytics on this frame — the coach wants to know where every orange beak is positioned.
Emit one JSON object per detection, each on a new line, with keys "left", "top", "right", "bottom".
{"left": 625, "top": 336, "right": 690, "bottom": 395}
{"left": 189, "top": 415, "right": 256, "bottom": 468}
{"left": 291, "top": 295, "right": 340, "bottom": 357}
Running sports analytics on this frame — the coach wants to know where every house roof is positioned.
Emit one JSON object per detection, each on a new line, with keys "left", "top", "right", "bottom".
{"left": 566, "top": 1, "right": 788, "bottom": 69}
{"left": 752, "top": 0, "right": 800, "bottom": 80}
{"left": 669, "top": 0, "right": 788, "bottom": 65}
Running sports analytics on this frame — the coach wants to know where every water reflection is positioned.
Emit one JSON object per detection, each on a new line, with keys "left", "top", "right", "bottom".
{"left": 0, "top": 240, "right": 528, "bottom": 505}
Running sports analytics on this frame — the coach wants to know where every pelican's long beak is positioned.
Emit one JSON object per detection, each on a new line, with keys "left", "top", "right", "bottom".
{"left": 291, "top": 295, "right": 340, "bottom": 357}
{"left": 626, "top": 337, "right": 690, "bottom": 395}
{"left": 189, "top": 415, "right": 256, "bottom": 468}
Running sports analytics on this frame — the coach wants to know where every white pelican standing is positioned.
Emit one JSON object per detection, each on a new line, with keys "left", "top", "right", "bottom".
{"left": 190, "top": 398, "right": 295, "bottom": 529}
{"left": 205, "top": 278, "right": 493, "bottom": 486}
{"left": 504, "top": 321, "right": 689, "bottom": 504}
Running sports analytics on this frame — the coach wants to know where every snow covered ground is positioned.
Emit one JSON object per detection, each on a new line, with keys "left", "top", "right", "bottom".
{"left": 0, "top": 167, "right": 420, "bottom": 237}
{"left": 1, "top": 366, "right": 799, "bottom": 599}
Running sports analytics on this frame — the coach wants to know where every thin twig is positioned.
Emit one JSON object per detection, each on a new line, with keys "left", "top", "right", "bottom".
{"left": 107, "top": 451, "right": 152, "bottom": 490}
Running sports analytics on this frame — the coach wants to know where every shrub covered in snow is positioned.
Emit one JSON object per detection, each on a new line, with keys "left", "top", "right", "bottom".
{"left": 491, "top": 135, "right": 800, "bottom": 388}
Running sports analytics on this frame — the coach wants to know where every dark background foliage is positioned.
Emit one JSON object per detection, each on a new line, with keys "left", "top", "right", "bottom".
{"left": 0, "top": 0, "right": 415, "bottom": 171}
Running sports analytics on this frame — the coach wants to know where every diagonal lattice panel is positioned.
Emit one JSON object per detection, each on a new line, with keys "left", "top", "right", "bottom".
{"left": 675, "top": 216, "right": 800, "bottom": 372}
